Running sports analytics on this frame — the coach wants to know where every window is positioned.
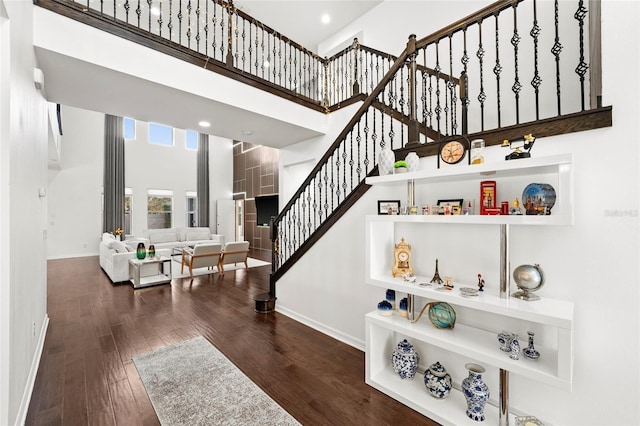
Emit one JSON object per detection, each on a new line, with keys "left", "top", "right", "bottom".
{"left": 123, "top": 117, "right": 135, "bottom": 140}
{"left": 124, "top": 188, "right": 133, "bottom": 235}
{"left": 149, "top": 123, "right": 173, "bottom": 146}
{"left": 147, "top": 189, "right": 173, "bottom": 229}
{"left": 186, "top": 130, "right": 198, "bottom": 151}
{"left": 186, "top": 192, "right": 197, "bottom": 227}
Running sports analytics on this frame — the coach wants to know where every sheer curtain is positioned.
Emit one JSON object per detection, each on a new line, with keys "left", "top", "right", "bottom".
{"left": 197, "top": 133, "right": 210, "bottom": 227}
{"left": 103, "top": 115, "right": 125, "bottom": 234}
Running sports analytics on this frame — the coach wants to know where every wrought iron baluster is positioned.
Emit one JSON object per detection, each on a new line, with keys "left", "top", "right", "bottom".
{"left": 552, "top": 0, "right": 563, "bottom": 115}
{"left": 195, "top": 0, "right": 201, "bottom": 52}
{"left": 136, "top": 0, "right": 142, "bottom": 28}
{"left": 124, "top": 0, "right": 130, "bottom": 23}
{"left": 186, "top": 0, "right": 191, "bottom": 49}
{"left": 202, "top": 0, "right": 207, "bottom": 56}
{"left": 323, "top": 163, "right": 328, "bottom": 220}
{"left": 147, "top": 0, "right": 152, "bottom": 32}
{"left": 512, "top": 4, "right": 522, "bottom": 123}
{"left": 167, "top": 0, "right": 172, "bottom": 41}
{"left": 530, "top": 0, "right": 542, "bottom": 120}
{"left": 211, "top": 2, "right": 217, "bottom": 58}
{"left": 574, "top": 0, "right": 588, "bottom": 111}
{"left": 241, "top": 19, "right": 246, "bottom": 71}
{"left": 493, "top": 13, "right": 502, "bottom": 128}
{"left": 449, "top": 35, "right": 458, "bottom": 135}
{"left": 157, "top": 2, "right": 163, "bottom": 38}
{"left": 347, "top": 132, "right": 353, "bottom": 196}
{"left": 477, "top": 19, "right": 486, "bottom": 131}
{"left": 356, "top": 121, "right": 363, "bottom": 184}
{"left": 219, "top": 2, "right": 225, "bottom": 59}
{"left": 435, "top": 41, "right": 442, "bottom": 137}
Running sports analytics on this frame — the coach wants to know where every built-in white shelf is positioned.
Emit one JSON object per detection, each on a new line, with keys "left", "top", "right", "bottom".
{"left": 364, "top": 153, "right": 575, "bottom": 423}
{"left": 366, "top": 154, "right": 574, "bottom": 225}
{"left": 365, "top": 363, "right": 501, "bottom": 426}
{"left": 366, "top": 154, "right": 572, "bottom": 186}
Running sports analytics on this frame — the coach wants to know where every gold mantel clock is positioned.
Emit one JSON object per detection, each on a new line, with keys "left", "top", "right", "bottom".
{"left": 392, "top": 237, "right": 414, "bottom": 277}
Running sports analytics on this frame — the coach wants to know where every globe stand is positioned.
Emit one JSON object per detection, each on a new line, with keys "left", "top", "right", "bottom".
{"left": 512, "top": 289, "right": 540, "bottom": 301}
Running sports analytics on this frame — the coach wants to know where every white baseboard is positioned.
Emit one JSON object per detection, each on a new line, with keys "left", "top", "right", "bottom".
{"left": 16, "top": 315, "right": 49, "bottom": 426}
{"left": 275, "top": 306, "right": 365, "bottom": 352}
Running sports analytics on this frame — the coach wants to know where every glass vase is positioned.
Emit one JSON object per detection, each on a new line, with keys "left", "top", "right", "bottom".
{"left": 136, "top": 242, "right": 146, "bottom": 260}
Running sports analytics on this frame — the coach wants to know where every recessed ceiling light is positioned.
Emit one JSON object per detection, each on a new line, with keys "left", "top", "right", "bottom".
{"left": 243, "top": 130, "right": 253, "bottom": 136}
{"left": 198, "top": 121, "right": 211, "bottom": 128}
{"left": 263, "top": 60, "right": 270, "bottom": 68}
{"left": 321, "top": 14, "right": 331, "bottom": 24}
{"left": 150, "top": 6, "right": 160, "bottom": 16}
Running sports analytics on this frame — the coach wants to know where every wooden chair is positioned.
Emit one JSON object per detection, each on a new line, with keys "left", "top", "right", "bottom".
{"left": 218, "top": 241, "right": 250, "bottom": 276}
{"left": 181, "top": 243, "right": 223, "bottom": 278}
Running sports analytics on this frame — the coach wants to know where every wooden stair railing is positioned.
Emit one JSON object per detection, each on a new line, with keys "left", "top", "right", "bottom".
{"left": 266, "top": 0, "right": 612, "bottom": 307}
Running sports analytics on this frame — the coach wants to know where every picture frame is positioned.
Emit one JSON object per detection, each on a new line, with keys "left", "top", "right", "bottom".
{"left": 437, "top": 199, "right": 464, "bottom": 207}
{"left": 378, "top": 200, "right": 401, "bottom": 215}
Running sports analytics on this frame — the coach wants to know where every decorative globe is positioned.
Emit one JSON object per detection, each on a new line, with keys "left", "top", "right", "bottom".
{"left": 512, "top": 264, "right": 545, "bottom": 301}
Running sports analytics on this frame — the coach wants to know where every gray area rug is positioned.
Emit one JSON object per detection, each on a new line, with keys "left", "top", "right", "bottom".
{"left": 133, "top": 336, "right": 300, "bottom": 426}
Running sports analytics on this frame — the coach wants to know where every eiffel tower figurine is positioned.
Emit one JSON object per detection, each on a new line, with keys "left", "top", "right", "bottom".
{"left": 430, "top": 259, "right": 443, "bottom": 284}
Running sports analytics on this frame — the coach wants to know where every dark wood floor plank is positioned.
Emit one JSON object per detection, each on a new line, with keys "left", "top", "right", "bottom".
{"left": 28, "top": 253, "right": 435, "bottom": 426}
{"left": 108, "top": 378, "right": 143, "bottom": 426}
{"left": 84, "top": 347, "right": 116, "bottom": 426}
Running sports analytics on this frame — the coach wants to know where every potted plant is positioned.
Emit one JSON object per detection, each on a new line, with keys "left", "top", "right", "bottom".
{"left": 394, "top": 160, "right": 409, "bottom": 173}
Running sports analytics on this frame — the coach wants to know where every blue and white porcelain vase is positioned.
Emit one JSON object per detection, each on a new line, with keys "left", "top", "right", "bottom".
{"left": 510, "top": 334, "right": 520, "bottom": 360}
{"left": 378, "top": 147, "right": 395, "bottom": 176}
{"left": 405, "top": 152, "right": 420, "bottom": 172}
{"left": 462, "top": 363, "right": 490, "bottom": 422}
{"left": 424, "top": 361, "right": 452, "bottom": 399}
{"left": 391, "top": 339, "right": 419, "bottom": 380}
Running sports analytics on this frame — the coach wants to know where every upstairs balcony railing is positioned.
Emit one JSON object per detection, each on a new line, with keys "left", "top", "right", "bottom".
{"left": 37, "top": 0, "right": 403, "bottom": 111}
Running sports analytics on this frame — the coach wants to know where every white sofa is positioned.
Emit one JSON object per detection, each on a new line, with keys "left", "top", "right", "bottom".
{"left": 141, "top": 227, "right": 224, "bottom": 250}
{"left": 99, "top": 227, "right": 224, "bottom": 283}
{"left": 99, "top": 233, "right": 170, "bottom": 283}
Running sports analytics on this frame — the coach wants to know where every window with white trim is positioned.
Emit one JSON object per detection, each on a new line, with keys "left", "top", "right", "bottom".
{"left": 124, "top": 187, "right": 133, "bottom": 235}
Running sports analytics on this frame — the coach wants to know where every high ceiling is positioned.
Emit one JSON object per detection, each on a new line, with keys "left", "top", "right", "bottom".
{"left": 233, "top": 1, "right": 382, "bottom": 51}
{"left": 36, "top": 1, "right": 383, "bottom": 150}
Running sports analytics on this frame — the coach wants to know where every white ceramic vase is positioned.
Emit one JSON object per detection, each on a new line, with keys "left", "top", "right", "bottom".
{"left": 378, "top": 147, "right": 395, "bottom": 176}
{"left": 405, "top": 152, "right": 420, "bottom": 172}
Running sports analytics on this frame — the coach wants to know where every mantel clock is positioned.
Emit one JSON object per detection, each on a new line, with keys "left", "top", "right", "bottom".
{"left": 392, "top": 237, "right": 414, "bottom": 277}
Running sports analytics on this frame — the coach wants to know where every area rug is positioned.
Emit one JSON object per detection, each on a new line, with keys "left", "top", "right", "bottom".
{"left": 133, "top": 336, "right": 300, "bottom": 426}
{"left": 171, "top": 257, "right": 270, "bottom": 279}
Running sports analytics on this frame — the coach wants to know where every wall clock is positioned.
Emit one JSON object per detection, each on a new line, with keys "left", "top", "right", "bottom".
{"left": 392, "top": 237, "right": 414, "bottom": 277}
{"left": 437, "top": 135, "right": 471, "bottom": 168}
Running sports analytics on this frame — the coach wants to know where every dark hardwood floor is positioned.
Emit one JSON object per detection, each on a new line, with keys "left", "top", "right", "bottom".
{"left": 26, "top": 249, "right": 436, "bottom": 425}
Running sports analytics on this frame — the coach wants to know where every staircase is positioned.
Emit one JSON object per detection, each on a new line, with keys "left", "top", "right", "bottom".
{"left": 35, "top": 0, "right": 612, "bottom": 308}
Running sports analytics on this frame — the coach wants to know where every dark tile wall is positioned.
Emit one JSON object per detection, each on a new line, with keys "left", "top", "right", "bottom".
{"left": 233, "top": 142, "right": 279, "bottom": 251}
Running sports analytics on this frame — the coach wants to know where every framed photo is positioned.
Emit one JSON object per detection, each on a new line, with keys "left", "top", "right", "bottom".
{"left": 437, "top": 199, "right": 463, "bottom": 207}
{"left": 378, "top": 200, "right": 401, "bottom": 215}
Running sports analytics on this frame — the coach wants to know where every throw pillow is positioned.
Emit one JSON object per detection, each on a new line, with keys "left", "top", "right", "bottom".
{"left": 185, "top": 231, "right": 210, "bottom": 241}
{"left": 109, "top": 240, "right": 129, "bottom": 253}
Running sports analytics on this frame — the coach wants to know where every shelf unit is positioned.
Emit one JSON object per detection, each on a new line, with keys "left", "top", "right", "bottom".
{"left": 364, "top": 155, "right": 574, "bottom": 424}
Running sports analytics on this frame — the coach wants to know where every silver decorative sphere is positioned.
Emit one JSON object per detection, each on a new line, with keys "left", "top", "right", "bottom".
{"left": 512, "top": 264, "right": 545, "bottom": 301}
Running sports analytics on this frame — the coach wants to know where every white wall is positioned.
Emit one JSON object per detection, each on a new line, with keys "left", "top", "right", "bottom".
{"left": 0, "top": 0, "right": 49, "bottom": 424}
{"left": 277, "top": 1, "right": 640, "bottom": 425}
{"left": 46, "top": 107, "right": 234, "bottom": 259}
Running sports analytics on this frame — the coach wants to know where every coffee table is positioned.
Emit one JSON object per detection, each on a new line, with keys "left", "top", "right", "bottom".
{"left": 128, "top": 256, "right": 171, "bottom": 289}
